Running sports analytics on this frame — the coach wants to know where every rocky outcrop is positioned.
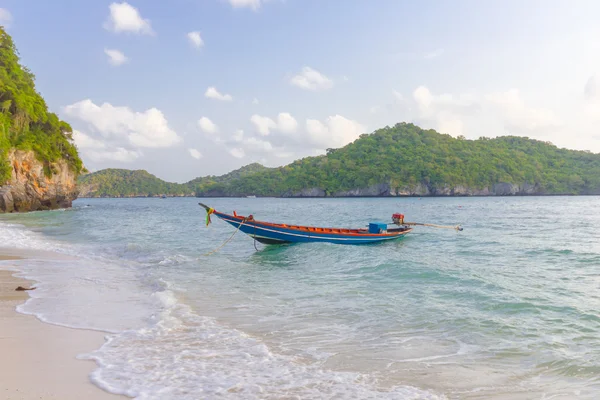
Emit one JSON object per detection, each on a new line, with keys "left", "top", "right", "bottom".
{"left": 491, "top": 182, "right": 540, "bottom": 195}
{"left": 284, "top": 181, "right": 544, "bottom": 198}
{"left": 0, "top": 150, "right": 78, "bottom": 213}
{"left": 334, "top": 183, "right": 399, "bottom": 197}
{"left": 282, "top": 187, "right": 327, "bottom": 197}
{"left": 192, "top": 181, "right": 547, "bottom": 198}
{"left": 76, "top": 181, "right": 97, "bottom": 198}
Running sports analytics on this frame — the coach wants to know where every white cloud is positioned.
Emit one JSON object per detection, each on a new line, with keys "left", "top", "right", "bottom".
{"left": 250, "top": 115, "right": 276, "bottom": 136}
{"left": 485, "top": 89, "right": 560, "bottom": 134}
{"left": 305, "top": 115, "right": 365, "bottom": 149}
{"left": 437, "top": 117, "right": 464, "bottom": 137}
{"left": 187, "top": 31, "right": 204, "bottom": 49}
{"left": 104, "top": 2, "right": 153, "bottom": 35}
{"left": 244, "top": 137, "right": 274, "bottom": 152}
{"left": 207, "top": 112, "right": 363, "bottom": 163}
{"left": 408, "top": 86, "right": 479, "bottom": 136}
{"left": 432, "top": 115, "right": 465, "bottom": 137}
{"left": 250, "top": 113, "right": 297, "bottom": 136}
{"left": 233, "top": 129, "right": 244, "bottom": 142}
{"left": 413, "top": 86, "right": 433, "bottom": 110}
{"left": 73, "top": 130, "right": 141, "bottom": 163}
{"left": 413, "top": 86, "right": 477, "bottom": 114}
{"left": 392, "top": 86, "right": 560, "bottom": 138}
{"left": 198, "top": 117, "right": 218, "bottom": 134}
{"left": 205, "top": 86, "right": 233, "bottom": 101}
{"left": 188, "top": 148, "right": 203, "bottom": 159}
{"left": 104, "top": 49, "right": 128, "bottom": 66}
{"left": 276, "top": 112, "right": 298, "bottom": 134}
{"left": 240, "top": 113, "right": 365, "bottom": 158}
{"left": 228, "top": 0, "right": 262, "bottom": 10}
{"left": 208, "top": 127, "right": 274, "bottom": 157}
{"left": 368, "top": 87, "right": 473, "bottom": 136}
{"left": 290, "top": 67, "right": 334, "bottom": 91}
{"left": 306, "top": 119, "right": 327, "bottom": 138}
{"left": 73, "top": 130, "right": 106, "bottom": 150}
{"left": 0, "top": 8, "right": 12, "bottom": 25}
{"left": 86, "top": 147, "right": 141, "bottom": 163}
{"left": 229, "top": 148, "right": 245, "bottom": 158}
{"left": 63, "top": 99, "right": 180, "bottom": 148}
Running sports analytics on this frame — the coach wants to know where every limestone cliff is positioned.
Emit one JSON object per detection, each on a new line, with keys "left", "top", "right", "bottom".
{"left": 280, "top": 182, "right": 545, "bottom": 198}
{"left": 0, "top": 150, "right": 78, "bottom": 212}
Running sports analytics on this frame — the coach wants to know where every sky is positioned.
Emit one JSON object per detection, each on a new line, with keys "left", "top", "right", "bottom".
{"left": 1, "top": 0, "right": 600, "bottom": 182}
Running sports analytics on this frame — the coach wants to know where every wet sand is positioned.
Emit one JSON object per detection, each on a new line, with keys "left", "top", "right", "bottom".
{"left": 0, "top": 256, "right": 122, "bottom": 399}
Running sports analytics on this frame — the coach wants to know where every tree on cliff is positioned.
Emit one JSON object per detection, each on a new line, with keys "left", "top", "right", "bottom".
{"left": 0, "top": 26, "right": 82, "bottom": 184}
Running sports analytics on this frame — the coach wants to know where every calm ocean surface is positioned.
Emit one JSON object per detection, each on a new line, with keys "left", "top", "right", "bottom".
{"left": 1, "top": 197, "right": 600, "bottom": 399}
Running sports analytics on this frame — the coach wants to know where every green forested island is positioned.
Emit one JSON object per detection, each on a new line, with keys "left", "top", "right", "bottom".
{"left": 78, "top": 163, "right": 271, "bottom": 197}
{"left": 185, "top": 163, "right": 270, "bottom": 194}
{"left": 79, "top": 123, "right": 600, "bottom": 198}
{"left": 78, "top": 168, "right": 192, "bottom": 197}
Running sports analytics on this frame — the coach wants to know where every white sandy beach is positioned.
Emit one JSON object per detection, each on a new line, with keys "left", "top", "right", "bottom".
{"left": 0, "top": 255, "right": 122, "bottom": 400}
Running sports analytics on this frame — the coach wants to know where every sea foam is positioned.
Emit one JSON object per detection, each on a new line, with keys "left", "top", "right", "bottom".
{"left": 1, "top": 220, "right": 444, "bottom": 399}
{"left": 82, "top": 289, "right": 446, "bottom": 400}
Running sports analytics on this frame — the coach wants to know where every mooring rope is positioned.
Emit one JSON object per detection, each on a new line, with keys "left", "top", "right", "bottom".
{"left": 201, "top": 217, "right": 248, "bottom": 256}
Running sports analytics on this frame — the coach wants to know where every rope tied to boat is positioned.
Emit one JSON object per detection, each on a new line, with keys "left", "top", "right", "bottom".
{"left": 201, "top": 216, "right": 248, "bottom": 256}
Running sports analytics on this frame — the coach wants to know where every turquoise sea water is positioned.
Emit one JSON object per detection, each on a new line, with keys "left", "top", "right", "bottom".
{"left": 1, "top": 197, "right": 600, "bottom": 399}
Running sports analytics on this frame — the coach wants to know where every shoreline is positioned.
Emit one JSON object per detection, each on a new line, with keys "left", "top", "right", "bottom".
{"left": 76, "top": 193, "right": 600, "bottom": 199}
{"left": 0, "top": 255, "right": 123, "bottom": 400}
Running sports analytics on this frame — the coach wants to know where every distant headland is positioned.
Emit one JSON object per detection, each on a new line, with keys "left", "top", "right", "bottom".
{"left": 78, "top": 123, "right": 600, "bottom": 198}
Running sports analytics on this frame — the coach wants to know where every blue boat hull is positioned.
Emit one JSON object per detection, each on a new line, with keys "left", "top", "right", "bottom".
{"left": 214, "top": 211, "right": 411, "bottom": 245}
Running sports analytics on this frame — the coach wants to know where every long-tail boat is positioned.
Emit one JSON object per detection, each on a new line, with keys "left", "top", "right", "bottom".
{"left": 199, "top": 203, "right": 414, "bottom": 245}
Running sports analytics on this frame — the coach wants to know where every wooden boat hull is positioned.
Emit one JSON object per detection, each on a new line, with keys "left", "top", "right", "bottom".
{"left": 207, "top": 208, "right": 412, "bottom": 245}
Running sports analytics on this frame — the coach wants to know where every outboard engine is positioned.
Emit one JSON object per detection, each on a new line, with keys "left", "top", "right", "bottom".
{"left": 392, "top": 213, "right": 405, "bottom": 225}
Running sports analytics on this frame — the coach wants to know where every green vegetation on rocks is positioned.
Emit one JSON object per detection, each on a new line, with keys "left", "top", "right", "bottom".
{"left": 0, "top": 26, "right": 82, "bottom": 184}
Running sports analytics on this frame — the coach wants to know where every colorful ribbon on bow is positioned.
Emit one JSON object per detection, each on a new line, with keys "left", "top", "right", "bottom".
{"left": 206, "top": 207, "right": 215, "bottom": 226}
